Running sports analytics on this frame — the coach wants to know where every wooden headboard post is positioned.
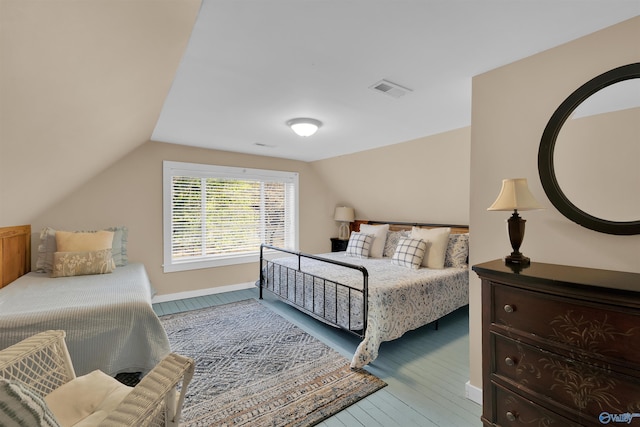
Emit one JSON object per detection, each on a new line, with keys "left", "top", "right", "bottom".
{"left": 352, "top": 220, "right": 469, "bottom": 235}
{"left": 0, "top": 225, "right": 31, "bottom": 289}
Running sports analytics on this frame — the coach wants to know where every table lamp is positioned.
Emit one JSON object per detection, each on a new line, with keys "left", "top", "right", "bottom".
{"left": 334, "top": 207, "right": 355, "bottom": 240}
{"left": 488, "top": 178, "right": 543, "bottom": 265}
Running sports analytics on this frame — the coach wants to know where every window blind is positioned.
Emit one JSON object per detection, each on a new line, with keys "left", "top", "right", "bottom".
{"left": 163, "top": 161, "right": 298, "bottom": 272}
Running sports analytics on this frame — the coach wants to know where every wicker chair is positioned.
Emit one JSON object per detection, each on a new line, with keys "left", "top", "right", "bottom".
{"left": 0, "top": 330, "right": 194, "bottom": 427}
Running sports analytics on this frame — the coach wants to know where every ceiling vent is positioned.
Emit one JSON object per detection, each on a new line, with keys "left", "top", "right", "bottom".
{"left": 369, "top": 79, "right": 412, "bottom": 98}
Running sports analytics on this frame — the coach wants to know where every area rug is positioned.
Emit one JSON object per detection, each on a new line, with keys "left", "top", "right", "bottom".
{"left": 160, "top": 299, "right": 386, "bottom": 427}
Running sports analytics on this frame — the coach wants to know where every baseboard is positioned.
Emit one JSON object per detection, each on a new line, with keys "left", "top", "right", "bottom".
{"left": 152, "top": 281, "right": 255, "bottom": 303}
{"left": 465, "top": 381, "right": 482, "bottom": 405}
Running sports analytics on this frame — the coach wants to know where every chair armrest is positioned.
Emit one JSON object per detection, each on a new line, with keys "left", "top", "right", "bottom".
{"left": 0, "top": 330, "right": 76, "bottom": 397}
{"left": 98, "top": 352, "right": 195, "bottom": 427}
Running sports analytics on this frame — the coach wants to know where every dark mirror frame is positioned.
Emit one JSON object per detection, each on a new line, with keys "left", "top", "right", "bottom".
{"left": 538, "top": 63, "right": 640, "bottom": 235}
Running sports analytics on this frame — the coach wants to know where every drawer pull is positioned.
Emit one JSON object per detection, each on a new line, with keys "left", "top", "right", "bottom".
{"left": 505, "top": 357, "right": 515, "bottom": 366}
{"left": 506, "top": 411, "right": 517, "bottom": 422}
{"left": 504, "top": 304, "right": 515, "bottom": 313}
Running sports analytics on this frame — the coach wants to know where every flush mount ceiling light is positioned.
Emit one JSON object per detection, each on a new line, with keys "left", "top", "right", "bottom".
{"left": 286, "top": 118, "right": 322, "bottom": 137}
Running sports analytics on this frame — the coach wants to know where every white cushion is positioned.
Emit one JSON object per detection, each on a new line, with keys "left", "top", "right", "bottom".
{"left": 45, "top": 370, "right": 132, "bottom": 427}
{"left": 358, "top": 224, "right": 389, "bottom": 258}
{"left": 391, "top": 237, "right": 427, "bottom": 269}
{"left": 410, "top": 227, "right": 451, "bottom": 269}
{"left": 345, "top": 232, "right": 373, "bottom": 258}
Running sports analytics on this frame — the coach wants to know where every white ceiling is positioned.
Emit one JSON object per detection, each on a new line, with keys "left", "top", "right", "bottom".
{"left": 151, "top": 1, "right": 639, "bottom": 162}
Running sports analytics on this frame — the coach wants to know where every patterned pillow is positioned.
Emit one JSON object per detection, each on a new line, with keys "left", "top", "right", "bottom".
{"left": 392, "top": 237, "right": 427, "bottom": 269}
{"left": 383, "top": 230, "right": 409, "bottom": 258}
{"left": 51, "top": 249, "right": 116, "bottom": 278}
{"left": 0, "top": 379, "right": 61, "bottom": 427}
{"left": 445, "top": 233, "right": 469, "bottom": 268}
{"left": 345, "top": 232, "right": 373, "bottom": 259}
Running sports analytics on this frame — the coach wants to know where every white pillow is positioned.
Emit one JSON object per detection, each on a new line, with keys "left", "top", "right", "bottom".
{"left": 410, "top": 227, "right": 451, "bottom": 269}
{"left": 358, "top": 224, "right": 389, "bottom": 258}
{"left": 345, "top": 232, "right": 373, "bottom": 259}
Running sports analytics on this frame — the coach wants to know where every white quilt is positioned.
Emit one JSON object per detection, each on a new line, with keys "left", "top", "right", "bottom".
{"left": 0, "top": 263, "right": 170, "bottom": 376}
{"left": 263, "top": 253, "right": 469, "bottom": 368}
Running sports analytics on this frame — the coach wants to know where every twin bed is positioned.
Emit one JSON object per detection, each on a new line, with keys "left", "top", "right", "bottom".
{"left": 0, "top": 225, "right": 170, "bottom": 377}
{"left": 260, "top": 220, "right": 470, "bottom": 368}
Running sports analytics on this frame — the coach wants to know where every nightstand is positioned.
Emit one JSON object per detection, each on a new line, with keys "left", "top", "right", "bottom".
{"left": 330, "top": 237, "right": 349, "bottom": 252}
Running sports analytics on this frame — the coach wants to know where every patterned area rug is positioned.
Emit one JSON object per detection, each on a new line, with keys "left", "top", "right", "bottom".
{"left": 160, "top": 299, "right": 386, "bottom": 427}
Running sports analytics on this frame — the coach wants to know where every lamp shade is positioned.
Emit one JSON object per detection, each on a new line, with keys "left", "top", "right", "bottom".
{"left": 334, "top": 206, "right": 355, "bottom": 222}
{"left": 487, "top": 178, "right": 543, "bottom": 211}
{"left": 287, "top": 118, "right": 322, "bottom": 137}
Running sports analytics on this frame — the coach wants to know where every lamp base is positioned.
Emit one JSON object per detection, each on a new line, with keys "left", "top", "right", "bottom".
{"left": 505, "top": 252, "right": 530, "bottom": 265}
{"left": 338, "top": 222, "right": 350, "bottom": 240}
{"left": 505, "top": 210, "right": 530, "bottom": 265}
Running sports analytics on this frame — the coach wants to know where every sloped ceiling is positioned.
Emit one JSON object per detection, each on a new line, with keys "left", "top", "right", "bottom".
{"left": 152, "top": 0, "right": 639, "bottom": 161}
{"left": 1, "top": 0, "right": 638, "bottom": 226}
{"left": 0, "top": 0, "right": 201, "bottom": 225}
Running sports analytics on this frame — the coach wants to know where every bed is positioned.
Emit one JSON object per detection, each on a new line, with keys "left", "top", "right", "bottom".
{"left": 0, "top": 224, "right": 171, "bottom": 377}
{"left": 259, "top": 220, "right": 469, "bottom": 368}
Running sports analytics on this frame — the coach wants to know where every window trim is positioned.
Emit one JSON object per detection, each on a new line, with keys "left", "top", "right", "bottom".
{"left": 163, "top": 161, "right": 299, "bottom": 273}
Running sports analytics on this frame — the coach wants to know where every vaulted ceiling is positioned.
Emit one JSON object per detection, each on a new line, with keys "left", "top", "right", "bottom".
{"left": 151, "top": 1, "right": 640, "bottom": 161}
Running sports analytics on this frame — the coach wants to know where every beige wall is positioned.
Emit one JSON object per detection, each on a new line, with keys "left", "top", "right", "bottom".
{"left": 468, "top": 16, "right": 640, "bottom": 390}
{"left": 31, "top": 127, "right": 471, "bottom": 297}
{"left": 311, "top": 127, "right": 471, "bottom": 225}
{"left": 31, "top": 141, "right": 337, "bottom": 296}
{"left": 0, "top": 0, "right": 201, "bottom": 226}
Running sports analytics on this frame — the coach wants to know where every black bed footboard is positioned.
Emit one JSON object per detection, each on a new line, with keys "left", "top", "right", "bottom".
{"left": 259, "top": 244, "right": 369, "bottom": 339}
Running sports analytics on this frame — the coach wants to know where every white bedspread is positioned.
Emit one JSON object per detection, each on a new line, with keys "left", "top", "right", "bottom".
{"left": 264, "top": 253, "right": 469, "bottom": 368}
{"left": 0, "top": 263, "right": 170, "bottom": 376}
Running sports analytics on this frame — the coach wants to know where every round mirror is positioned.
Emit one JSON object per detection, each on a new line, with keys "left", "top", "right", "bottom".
{"left": 538, "top": 63, "right": 640, "bottom": 235}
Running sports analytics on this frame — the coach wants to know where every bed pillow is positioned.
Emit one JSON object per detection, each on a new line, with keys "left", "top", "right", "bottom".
{"left": 51, "top": 249, "right": 115, "bottom": 278}
{"left": 0, "top": 379, "right": 61, "bottom": 427}
{"left": 103, "top": 227, "right": 128, "bottom": 267}
{"left": 36, "top": 227, "right": 58, "bottom": 273}
{"left": 383, "top": 230, "right": 409, "bottom": 258}
{"left": 391, "top": 237, "right": 427, "bottom": 269}
{"left": 358, "top": 224, "right": 389, "bottom": 258}
{"left": 56, "top": 230, "right": 114, "bottom": 252}
{"left": 36, "top": 226, "right": 129, "bottom": 273}
{"left": 410, "top": 227, "right": 451, "bottom": 269}
{"left": 445, "top": 233, "right": 469, "bottom": 268}
{"left": 345, "top": 232, "right": 373, "bottom": 259}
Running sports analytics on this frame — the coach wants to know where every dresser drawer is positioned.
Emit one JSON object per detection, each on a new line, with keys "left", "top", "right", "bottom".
{"left": 493, "top": 333, "right": 640, "bottom": 421}
{"left": 492, "top": 282, "right": 640, "bottom": 366}
{"left": 493, "top": 383, "right": 584, "bottom": 427}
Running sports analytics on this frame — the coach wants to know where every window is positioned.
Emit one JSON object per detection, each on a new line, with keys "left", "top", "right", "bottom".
{"left": 163, "top": 161, "right": 298, "bottom": 272}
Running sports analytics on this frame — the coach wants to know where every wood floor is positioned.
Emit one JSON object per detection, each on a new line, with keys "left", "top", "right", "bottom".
{"left": 153, "top": 288, "right": 481, "bottom": 427}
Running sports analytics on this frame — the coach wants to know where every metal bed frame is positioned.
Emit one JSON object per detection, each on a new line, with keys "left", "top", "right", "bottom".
{"left": 259, "top": 244, "right": 369, "bottom": 339}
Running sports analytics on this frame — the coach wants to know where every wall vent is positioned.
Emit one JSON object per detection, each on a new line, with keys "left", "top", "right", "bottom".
{"left": 369, "top": 79, "right": 412, "bottom": 98}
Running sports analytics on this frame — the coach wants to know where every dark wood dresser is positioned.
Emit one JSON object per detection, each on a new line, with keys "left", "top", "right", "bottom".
{"left": 473, "top": 259, "right": 640, "bottom": 427}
